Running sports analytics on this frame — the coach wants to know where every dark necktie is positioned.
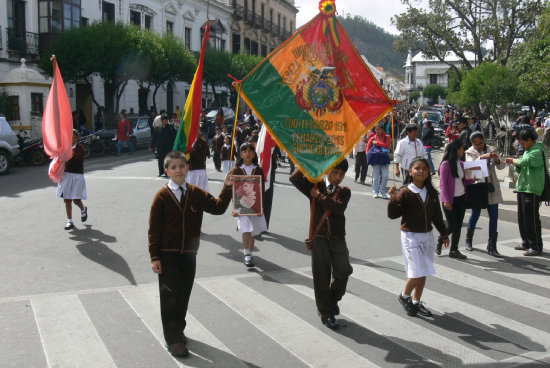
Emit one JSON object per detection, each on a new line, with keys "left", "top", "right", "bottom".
{"left": 178, "top": 186, "right": 185, "bottom": 206}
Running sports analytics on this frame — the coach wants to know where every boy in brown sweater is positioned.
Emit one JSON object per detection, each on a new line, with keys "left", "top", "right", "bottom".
{"left": 290, "top": 159, "right": 353, "bottom": 330}
{"left": 148, "top": 151, "right": 233, "bottom": 357}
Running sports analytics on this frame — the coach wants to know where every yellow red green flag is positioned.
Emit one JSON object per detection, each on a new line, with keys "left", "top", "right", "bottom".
{"left": 235, "top": 0, "right": 393, "bottom": 182}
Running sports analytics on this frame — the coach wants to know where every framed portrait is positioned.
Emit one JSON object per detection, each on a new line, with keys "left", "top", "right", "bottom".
{"left": 233, "top": 175, "right": 263, "bottom": 216}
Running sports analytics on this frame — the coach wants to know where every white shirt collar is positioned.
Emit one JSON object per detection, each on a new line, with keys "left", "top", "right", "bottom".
{"left": 408, "top": 182, "right": 426, "bottom": 194}
{"left": 168, "top": 180, "right": 186, "bottom": 192}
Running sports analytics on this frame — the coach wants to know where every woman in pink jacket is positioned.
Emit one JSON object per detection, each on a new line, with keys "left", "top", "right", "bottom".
{"left": 437, "top": 139, "right": 473, "bottom": 259}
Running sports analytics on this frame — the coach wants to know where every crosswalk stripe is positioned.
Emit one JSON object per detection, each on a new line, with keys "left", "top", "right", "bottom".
{"left": 271, "top": 270, "right": 495, "bottom": 366}
{"left": 198, "top": 277, "right": 380, "bottom": 368}
{"left": 350, "top": 262, "right": 550, "bottom": 364}
{"left": 119, "top": 284, "right": 248, "bottom": 368}
{"left": 464, "top": 251, "right": 550, "bottom": 287}
{"left": 387, "top": 259, "right": 550, "bottom": 316}
{"left": 31, "top": 294, "right": 115, "bottom": 368}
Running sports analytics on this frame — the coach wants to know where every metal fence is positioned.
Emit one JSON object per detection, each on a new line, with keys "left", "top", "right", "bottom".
{"left": 7, "top": 28, "right": 39, "bottom": 55}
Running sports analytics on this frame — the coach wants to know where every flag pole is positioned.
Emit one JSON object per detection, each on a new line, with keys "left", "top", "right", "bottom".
{"left": 229, "top": 92, "right": 241, "bottom": 170}
{"left": 391, "top": 110, "right": 396, "bottom": 186}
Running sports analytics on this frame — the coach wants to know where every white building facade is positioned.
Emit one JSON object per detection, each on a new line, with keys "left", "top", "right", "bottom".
{"left": 404, "top": 50, "right": 477, "bottom": 104}
{"left": 0, "top": 0, "right": 234, "bottom": 131}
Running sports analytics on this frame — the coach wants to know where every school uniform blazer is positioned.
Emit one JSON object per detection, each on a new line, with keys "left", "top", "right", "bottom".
{"left": 289, "top": 170, "right": 351, "bottom": 238}
{"left": 148, "top": 182, "right": 232, "bottom": 261}
{"left": 189, "top": 139, "right": 208, "bottom": 170}
{"left": 388, "top": 186, "right": 448, "bottom": 237}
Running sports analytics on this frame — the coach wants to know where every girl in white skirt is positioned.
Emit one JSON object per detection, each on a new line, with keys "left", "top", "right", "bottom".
{"left": 56, "top": 130, "right": 88, "bottom": 230}
{"left": 221, "top": 135, "right": 234, "bottom": 173}
{"left": 388, "top": 157, "right": 449, "bottom": 317}
{"left": 230, "top": 142, "right": 267, "bottom": 267}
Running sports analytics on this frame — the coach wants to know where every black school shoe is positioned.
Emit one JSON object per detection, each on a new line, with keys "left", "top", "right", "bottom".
{"left": 449, "top": 250, "right": 467, "bottom": 259}
{"left": 64, "top": 221, "right": 74, "bottom": 230}
{"left": 398, "top": 294, "right": 418, "bottom": 315}
{"left": 413, "top": 301, "right": 433, "bottom": 317}
{"left": 81, "top": 207, "right": 88, "bottom": 222}
{"left": 244, "top": 256, "right": 255, "bottom": 267}
{"left": 321, "top": 315, "right": 338, "bottom": 329}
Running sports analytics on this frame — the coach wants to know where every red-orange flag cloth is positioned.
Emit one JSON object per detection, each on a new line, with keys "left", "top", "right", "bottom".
{"left": 42, "top": 58, "right": 73, "bottom": 183}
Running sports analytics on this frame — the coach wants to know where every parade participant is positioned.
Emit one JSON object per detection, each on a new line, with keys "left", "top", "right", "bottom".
{"left": 367, "top": 123, "right": 391, "bottom": 198}
{"left": 150, "top": 114, "right": 177, "bottom": 177}
{"left": 290, "top": 160, "right": 353, "bottom": 330}
{"left": 446, "top": 121, "right": 460, "bottom": 143}
{"left": 116, "top": 112, "right": 134, "bottom": 156}
{"left": 211, "top": 127, "right": 224, "bottom": 172}
{"left": 464, "top": 132, "right": 506, "bottom": 257}
{"left": 353, "top": 134, "right": 368, "bottom": 184}
{"left": 215, "top": 107, "right": 224, "bottom": 128}
{"left": 394, "top": 124, "right": 427, "bottom": 178}
{"left": 231, "top": 142, "right": 267, "bottom": 267}
{"left": 221, "top": 135, "right": 234, "bottom": 173}
{"left": 186, "top": 132, "right": 209, "bottom": 192}
{"left": 437, "top": 139, "right": 473, "bottom": 259}
{"left": 506, "top": 129, "right": 546, "bottom": 256}
{"left": 148, "top": 151, "right": 233, "bottom": 357}
{"left": 57, "top": 130, "right": 88, "bottom": 230}
{"left": 388, "top": 158, "right": 449, "bottom": 317}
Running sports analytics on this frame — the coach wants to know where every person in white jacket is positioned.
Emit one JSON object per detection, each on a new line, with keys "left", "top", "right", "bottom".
{"left": 394, "top": 124, "right": 427, "bottom": 178}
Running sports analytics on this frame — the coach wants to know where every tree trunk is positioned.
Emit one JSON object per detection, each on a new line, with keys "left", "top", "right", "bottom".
{"left": 210, "top": 83, "right": 219, "bottom": 107}
{"left": 114, "top": 80, "right": 129, "bottom": 115}
{"left": 84, "top": 79, "right": 101, "bottom": 111}
{"left": 104, "top": 82, "right": 116, "bottom": 117}
{"left": 152, "top": 83, "right": 162, "bottom": 112}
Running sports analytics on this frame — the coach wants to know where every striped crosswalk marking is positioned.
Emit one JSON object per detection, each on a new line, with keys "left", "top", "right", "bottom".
{"left": 269, "top": 270, "right": 496, "bottom": 366}
{"left": 198, "top": 277, "right": 380, "bottom": 368}
{"left": 119, "top": 284, "right": 248, "bottom": 368}
{"left": 31, "top": 294, "right": 115, "bottom": 368}
{"left": 464, "top": 251, "right": 550, "bottom": 287}
{"left": 350, "top": 262, "right": 550, "bottom": 365}
{"left": 394, "top": 259, "right": 550, "bottom": 315}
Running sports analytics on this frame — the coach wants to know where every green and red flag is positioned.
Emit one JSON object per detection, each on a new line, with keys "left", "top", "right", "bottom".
{"left": 174, "top": 22, "right": 210, "bottom": 153}
{"left": 234, "top": 0, "right": 393, "bottom": 182}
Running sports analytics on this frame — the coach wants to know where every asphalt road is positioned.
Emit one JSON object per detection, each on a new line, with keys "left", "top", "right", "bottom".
{"left": 1, "top": 148, "right": 549, "bottom": 368}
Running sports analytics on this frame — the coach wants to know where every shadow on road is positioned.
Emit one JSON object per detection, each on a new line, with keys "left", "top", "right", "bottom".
{"left": 70, "top": 224, "right": 137, "bottom": 285}
{"left": 182, "top": 338, "right": 261, "bottom": 368}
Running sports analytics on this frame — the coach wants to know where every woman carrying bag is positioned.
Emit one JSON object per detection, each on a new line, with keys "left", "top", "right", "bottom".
{"left": 464, "top": 132, "right": 506, "bottom": 257}
{"left": 367, "top": 123, "right": 391, "bottom": 198}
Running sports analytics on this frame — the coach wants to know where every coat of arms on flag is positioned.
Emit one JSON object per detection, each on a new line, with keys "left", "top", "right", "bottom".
{"left": 234, "top": 0, "right": 393, "bottom": 182}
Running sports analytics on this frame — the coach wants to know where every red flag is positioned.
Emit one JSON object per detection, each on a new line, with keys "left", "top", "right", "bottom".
{"left": 257, "top": 125, "right": 277, "bottom": 191}
{"left": 42, "top": 57, "right": 73, "bottom": 183}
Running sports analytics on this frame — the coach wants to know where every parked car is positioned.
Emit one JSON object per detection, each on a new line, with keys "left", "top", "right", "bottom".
{"left": 201, "top": 107, "right": 236, "bottom": 137}
{"left": 95, "top": 115, "right": 152, "bottom": 153}
{"left": 0, "top": 117, "right": 20, "bottom": 174}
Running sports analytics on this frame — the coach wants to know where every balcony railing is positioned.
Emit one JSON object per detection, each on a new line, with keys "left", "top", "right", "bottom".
{"left": 264, "top": 20, "right": 272, "bottom": 33}
{"left": 7, "top": 28, "right": 39, "bottom": 55}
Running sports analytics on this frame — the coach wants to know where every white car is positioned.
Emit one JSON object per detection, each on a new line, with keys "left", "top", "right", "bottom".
{"left": 0, "top": 117, "right": 20, "bottom": 174}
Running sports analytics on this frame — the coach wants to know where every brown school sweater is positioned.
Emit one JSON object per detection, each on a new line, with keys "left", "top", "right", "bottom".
{"left": 188, "top": 139, "right": 208, "bottom": 170}
{"left": 290, "top": 170, "right": 350, "bottom": 238}
{"left": 148, "top": 182, "right": 232, "bottom": 261}
{"left": 387, "top": 186, "right": 448, "bottom": 237}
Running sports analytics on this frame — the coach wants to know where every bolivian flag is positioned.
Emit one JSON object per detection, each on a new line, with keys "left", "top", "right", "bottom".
{"left": 174, "top": 22, "right": 210, "bottom": 153}
{"left": 234, "top": 0, "right": 393, "bottom": 182}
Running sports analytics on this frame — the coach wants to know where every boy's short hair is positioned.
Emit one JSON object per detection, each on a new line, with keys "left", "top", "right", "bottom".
{"left": 161, "top": 113, "right": 169, "bottom": 121}
{"left": 519, "top": 128, "right": 538, "bottom": 142}
{"left": 164, "top": 151, "right": 187, "bottom": 169}
{"left": 405, "top": 123, "right": 418, "bottom": 133}
{"left": 332, "top": 159, "right": 349, "bottom": 173}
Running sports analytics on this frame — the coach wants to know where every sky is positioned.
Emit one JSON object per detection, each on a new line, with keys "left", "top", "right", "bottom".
{"left": 293, "top": 0, "right": 410, "bottom": 35}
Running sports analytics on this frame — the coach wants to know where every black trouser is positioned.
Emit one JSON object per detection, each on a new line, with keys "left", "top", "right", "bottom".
{"left": 213, "top": 150, "right": 221, "bottom": 170}
{"left": 354, "top": 152, "right": 368, "bottom": 181}
{"left": 311, "top": 237, "right": 353, "bottom": 317}
{"left": 159, "top": 253, "right": 196, "bottom": 345}
{"left": 263, "top": 184, "right": 274, "bottom": 228}
{"left": 518, "top": 192, "right": 543, "bottom": 252}
{"left": 442, "top": 195, "right": 467, "bottom": 251}
{"left": 157, "top": 151, "right": 168, "bottom": 175}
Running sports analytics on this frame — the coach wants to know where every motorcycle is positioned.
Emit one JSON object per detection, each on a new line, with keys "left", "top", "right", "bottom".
{"left": 80, "top": 132, "right": 106, "bottom": 158}
{"left": 16, "top": 131, "right": 46, "bottom": 166}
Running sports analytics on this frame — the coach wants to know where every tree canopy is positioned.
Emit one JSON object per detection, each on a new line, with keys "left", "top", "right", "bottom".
{"left": 510, "top": 5, "right": 550, "bottom": 108}
{"left": 393, "top": 0, "right": 545, "bottom": 79}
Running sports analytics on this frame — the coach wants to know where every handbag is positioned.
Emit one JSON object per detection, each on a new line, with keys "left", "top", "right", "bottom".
{"left": 367, "top": 144, "right": 390, "bottom": 165}
{"left": 465, "top": 182, "right": 489, "bottom": 209}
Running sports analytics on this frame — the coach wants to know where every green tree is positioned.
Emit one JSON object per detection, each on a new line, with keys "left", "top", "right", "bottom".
{"left": 409, "top": 90, "right": 421, "bottom": 103}
{"left": 203, "top": 48, "right": 232, "bottom": 107}
{"left": 393, "top": 0, "right": 545, "bottom": 80}
{"left": 510, "top": 6, "right": 550, "bottom": 108}
{"left": 422, "top": 84, "right": 447, "bottom": 103}
{"left": 229, "top": 49, "right": 262, "bottom": 107}
{"left": 40, "top": 22, "right": 141, "bottom": 116}
{"left": 447, "top": 62, "right": 517, "bottom": 124}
